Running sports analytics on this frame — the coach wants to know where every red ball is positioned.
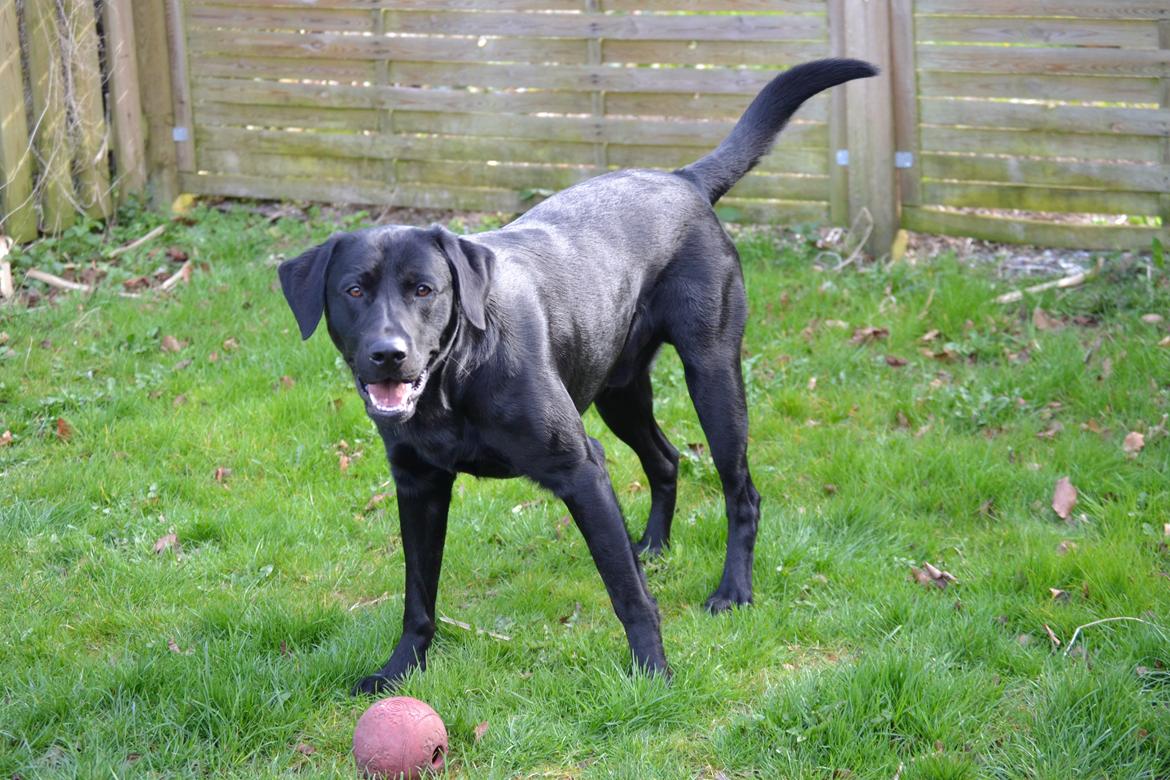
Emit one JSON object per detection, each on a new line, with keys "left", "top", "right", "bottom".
{"left": 352, "top": 697, "right": 448, "bottom": 779}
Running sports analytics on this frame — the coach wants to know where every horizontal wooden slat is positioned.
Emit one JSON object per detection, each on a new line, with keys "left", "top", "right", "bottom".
{"left": 903, "top": 207, "right": 1163, "bottom": 251}
{"left": 915, "top": 0, "right": 1169, "bottom": 20}
{"left": 917, "top": 45, "right": 1170, "bottom": 77}
{"left": 396, "top": 158, "right": 829, "bottom": 201}
{"left": 188, "top": 30, "right": 591, "bottom": 64}
{"left": 199, "top": 148, "right": 386, "bottom": 179}
{"left": 188, "top": 5, "right": 374, "bottom": 31}
{"left": 918, "top": 71, "right": 1161, "bottom": 105}
{"left": 915, "top": 16, "right": 1158, "bottom": 48}
{"left": 604, "top": 1, "right": 826, "bottom": 11}
{"left": 192, "top": 78, "right": 827, "bottom": 124}
{"left": 713, "top": 198, "right": 829, "bottom": 224}
{"left": 192, "top": 77, "right": 594, "bottom": 115}
{"left": 606, "top": 91, "right": 827, "bottom": 121}
{"left": 181, "top": 171, "right": 530, "bottom": 210}
{"left": 195, "top": 125, "right": 825, "bottom": 175}
{"left": 386, "top": 61, "right": 778, "bottom": 95}
{"left": 197, "top": 125, "right": 602, "bottom": 165}
{"left": 605, "top": 144, "right": 827, "bottom": 175}
{"left": 920, "top": 127, "right": 1162, "bottom": 163}
{"left": 189, "top": 0, "right": 584, "bottom": 10}
{"left": 603, "top": 39, "right": 826, "bottom": 66}
{"left": 391, "top": 110, "right": 828, "bottom": 148}
{"left": 179, "top": 171, "right": 830, "bottom": 224}
{"left": 920, "top": 182, "right": 1162, "bottom": 216}
{"left": 921, "top": 153, "right": 1169, "bottom": 192}
{"left": 193, "top": 56, "right": 376, "bottom": 81}
{"left": 184, "top": 0, "right": 823, "bottom": 10}
{"left": 189, "top": 0, "right": 826, "bottom": 10}
{"left": 380, "top": 10, "right": 828, "bottom": 41}
{"left": 919, "top": 99, "right": 1170, "bottom": 137}
{"left": 196, "top": 102, "right": 381, "bottom": 131}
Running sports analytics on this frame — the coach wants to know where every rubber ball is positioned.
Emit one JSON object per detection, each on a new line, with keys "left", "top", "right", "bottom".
{"left": 352, "top": 696, "right": 448, "bottom": 779}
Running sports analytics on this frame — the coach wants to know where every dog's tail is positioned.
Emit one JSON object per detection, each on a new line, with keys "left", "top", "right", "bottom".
{"left": 675, "top": 59, "right": 878, "bottom": 205}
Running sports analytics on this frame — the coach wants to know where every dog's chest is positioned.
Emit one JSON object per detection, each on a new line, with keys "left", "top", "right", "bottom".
{"left": 385, "top": 417, "right": 517, "bottom": 479}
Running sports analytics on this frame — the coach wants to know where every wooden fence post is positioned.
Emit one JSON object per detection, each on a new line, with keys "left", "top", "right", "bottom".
{"left": 64, "top": 0, "right": 113, "bottom": 220}
{"left": 843, "top": 0, "right": 897, "bottom": 257}
{"left": 0, "top": 0, "right": 37, "bottom": 240}
{"left": 103, "top": 0, "right": 147, "bottom": 200}
{"left": 26, "top": 0, "right": 77, "bottom": 233}
{"left": 131, "top": 0, "right": 179, "bottom": 208}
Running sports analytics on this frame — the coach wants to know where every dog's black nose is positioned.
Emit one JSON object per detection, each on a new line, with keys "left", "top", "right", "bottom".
{"left": 368, "top": 337, "right": 408, "bottom": 367}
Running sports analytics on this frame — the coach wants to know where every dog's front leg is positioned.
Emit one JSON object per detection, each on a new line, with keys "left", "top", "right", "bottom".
{"left": 537, "top": 437, "right": 669, "bottom": 678}
{"left": 353, "top": 449, "right": 455, "bottom": 696}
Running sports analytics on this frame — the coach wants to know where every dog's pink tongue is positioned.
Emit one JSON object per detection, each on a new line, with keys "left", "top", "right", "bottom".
{"left": 367, "top": 381, "right": 409, "bottom": 409}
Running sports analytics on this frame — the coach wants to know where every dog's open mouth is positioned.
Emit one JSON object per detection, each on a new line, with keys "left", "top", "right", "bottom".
{"left": 358, "top": 369, "right": 428, "bottom": 420}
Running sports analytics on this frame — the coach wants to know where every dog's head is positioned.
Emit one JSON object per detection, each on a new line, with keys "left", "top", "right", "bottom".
{"left": 278, "top": 224, "right": 494, "bottom": 423}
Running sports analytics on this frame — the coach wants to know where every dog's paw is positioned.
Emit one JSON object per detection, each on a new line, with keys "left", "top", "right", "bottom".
{"left": 351, "top": 673, "right": 397, "bottom": 697}
{"left": 703, "top": 588, "right": 752, "bottom": 614}
{"left": 634, "top": 534, "right": 668, "bottom": 558}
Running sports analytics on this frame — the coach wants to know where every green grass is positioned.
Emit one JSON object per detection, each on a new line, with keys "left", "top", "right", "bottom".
{"left": 2, "top": 205, "right": 1169, "bottom": 779}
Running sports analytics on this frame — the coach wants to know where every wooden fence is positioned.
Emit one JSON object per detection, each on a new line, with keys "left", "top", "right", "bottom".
{"left": 1, "top": 0, "right": 1168, "bottom": 253}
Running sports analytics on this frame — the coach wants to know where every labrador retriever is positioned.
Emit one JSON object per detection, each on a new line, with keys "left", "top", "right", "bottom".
{"left": 279, "top": 58, "right": 877, "bottom": 694}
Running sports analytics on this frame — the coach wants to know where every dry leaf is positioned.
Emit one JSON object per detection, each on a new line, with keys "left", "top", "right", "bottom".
{"left": 1123, "top": 431, "right": 1145, "bottom": 455}
{"left": 172, "top": 394, "right": 187, "bottom": 408}
{"left": 294, "top": 743, "right": 316, "bottom": 756}
{"left": 339, "top": 453, "right": 351, "bottom": 472}
{"left": 1036, "top": 421, "right": 1064, "bottom": 440}
{"left": 1032, "top": 307, "right": 1062, "bottom": 332}
{"left": 919, "top": 329, "right": 941, "bottom": 343}
{"left": 910, "top": 562, "right": 956, "bottom": 590}
{"left": 850, "top": 326, "right": 889, "bottom": 345}
{"left": 208, "top": 351, "right": 219, "bottom": 363}
{"left": 807, "top": 376, "right": 817, "bottom": 392}
{"left": 167, "top": 637, "right": 193, "bottom": 655}
{"left": 1140, "top": 314, "right": 1164, "bottom": 325}
{"left": 279, "top": 375, "right": 295, "bottom": 390}
{"left": 474, "top": 721, "right": 490, "bottom": 743}
{"left": 1052, "top": 477, "right": 1077, "bottom": 520}
{"left": 160, "top": 335, "right": 186, "bottom": 353}
{"left": 884, "top": 354, "right": 908, "bottom": 368}
{"left": 1056, "top": 540, "right": 1077, "bottom": 555}
{"left": 55, "top": 417, "right": 73, "bottom": 441}
{"left": 153, "top": 533, "right": 179, "bottom": 554}
{"left": 1043, "top": 623, "right": 1061, "bottom": 648}
{"left": 214, "top": 467, "right": 232, "bottom": 483}
{"left": 222, "top": 337, "right": 239, "bottom": 351}
{"left": 364, "top": 492, "right": 393, "bottom": 512}
{"left": 1049, "top": 588, "right": 1070, "bottom": 603}
{"left": 0, "top": 430, "right": 13, "bottom": 447}
{"left": 174, "top": 358, "right": 192, "bottom": 372}
{"left": 511, "top": 499, "right": 540, "bottom": 514}
{"left": 1159, "top": 336, "right": 1170, "bottom": 348}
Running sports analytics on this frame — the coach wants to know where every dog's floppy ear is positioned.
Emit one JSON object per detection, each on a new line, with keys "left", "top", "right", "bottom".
{"left": 278, "top": 237, "right": 338, "bottom": 340}
{"left": 431, "top": 225, "right": 494, "bottom": 331}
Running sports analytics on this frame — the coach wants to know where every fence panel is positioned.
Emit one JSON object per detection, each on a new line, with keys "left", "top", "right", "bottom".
{"left": 904, "top": 1, "right": 1170, "bottom": 250}
{"left": 180, "top": 0, "right": 838, "bottom": 224}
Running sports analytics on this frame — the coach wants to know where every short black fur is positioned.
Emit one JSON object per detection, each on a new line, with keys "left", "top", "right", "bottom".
{"left": 278, "top": 59, "right": 877, "bottom": 694}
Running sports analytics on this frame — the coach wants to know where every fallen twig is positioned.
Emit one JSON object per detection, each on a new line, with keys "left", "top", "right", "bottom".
{"left": 107, "top": 223, "right": 167, "bottom": 259}
{"left": 26, "top": 268, "right": 92, "bottom": 293}
{"left": 159, "top": 260, "right": 193, "bottom": 292}
{"left": 1063, "top": 616, "right": 1163, "bottom": 657}
{"left": 348, "top": 592, "right": 393, "bottom": 612}
{"left": 439, "top": 614, "right": 511, "bottom": 642}
{"left": 0, "top": 236, "right": 13, "bottom": 300}
{"left": 994, "top": 258, "right": 1103, "bottom": 304}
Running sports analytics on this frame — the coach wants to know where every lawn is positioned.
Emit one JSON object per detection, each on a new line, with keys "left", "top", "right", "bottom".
{"left": 1, "top": 203, "right": 1168, "bottom": 779}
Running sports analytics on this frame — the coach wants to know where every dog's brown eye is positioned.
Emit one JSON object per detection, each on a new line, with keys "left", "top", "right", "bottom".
{"left": 415, "top": 284, "right": 432, "bottom": 298}
{"left": 346, "top": 285, "right": 363, "bottom": 298}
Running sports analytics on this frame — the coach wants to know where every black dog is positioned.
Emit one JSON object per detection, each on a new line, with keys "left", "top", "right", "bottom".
{"left": 279, "top": 59, "right": 876, "bottom": 694}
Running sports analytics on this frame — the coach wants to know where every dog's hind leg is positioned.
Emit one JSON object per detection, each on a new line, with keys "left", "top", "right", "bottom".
{"left": 596, "top": 370, "right": 680, "bottom": 556}
{"left": 669, "top": 269, "right": 762, "bottom": 613}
